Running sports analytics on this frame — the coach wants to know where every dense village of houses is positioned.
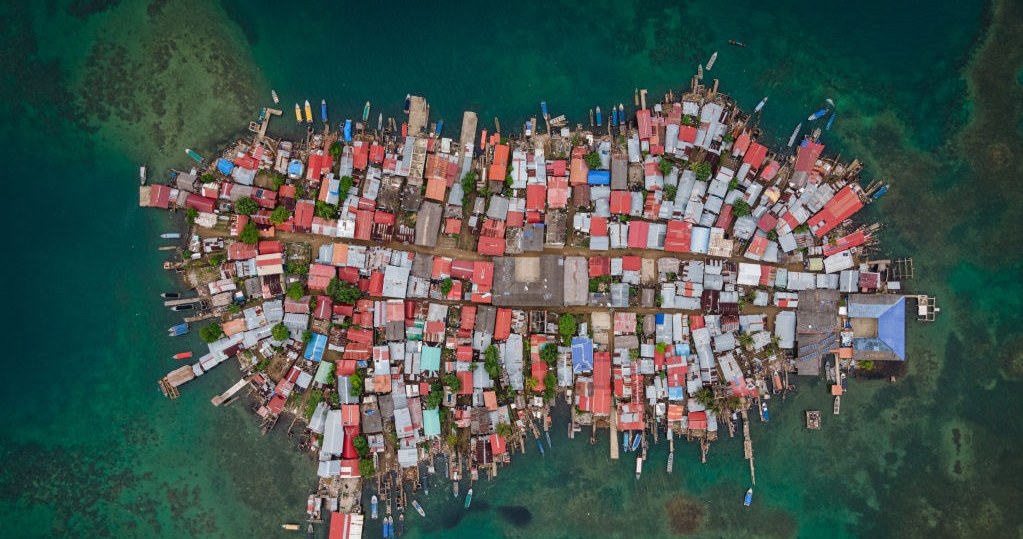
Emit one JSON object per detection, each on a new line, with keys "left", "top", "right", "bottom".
{"left": 140, "top": 76, "right": 934, "bottom": 538}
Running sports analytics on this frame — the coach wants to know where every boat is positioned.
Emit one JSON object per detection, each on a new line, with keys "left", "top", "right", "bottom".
{"left": 160, "top": 292, "right": 180, "bottom": 299}
{"left": 160, "top": 232, "right": 181, "bottom": 239}
{"left": 834, "top": 395, "right": 841, "bottom": 415}
{"left": 464, "top": 488, "right": 473, "bottom": 509}
{"left": 754, "top": 96, "right": 768, "bottom": 113}
{"left": 307, "top": 495, "right": 319, "bottom": 518}
{"left": 139, "top": 165, "right": 147, "bottom": 185}
{"left": 697, "top": 64, "right": 703, "bottom": 80}
{"left": 452, "top": 480, "right": 459, "bottom": 498}
{"left": 172, "top": 351, "right": 192, "bottom": 360}
{"left": 873, "top": 184, "right": 889, "bottom": 199}
{"left": 631, "top": 432, "right": 642, "bottom": 452}
{"left": 321, "top": 99, "right": 328, "bottom": 123}
{"left": 744, "top": 488, "right": 753, "bottom": 507}
{"left": 382, "top": 516, "right": 392, "bottom": 538}
{"left": 595, "top": 106, "right": 603, "bottom": 127}
{"left": 371, "top": 495, "right": 378, "bottom": 519}
{"left": 411, "top": 500, "right": 425, "bottom": 517}
{"left": 611, "top": 106, "right": 618, "bottom": 127}
{"left": 762, "top": 402, "right": 770, "bottom": 422}
{"left": 377, "top": 112, "right": 383, "bottom": 132}
{"left": 588, "top": 108, "right": 594, "bottom": 126}
{"left": 635, "top": 455, "right": 643, "bottom": 480}
{"left": 787, "top": 123, "right": 802, "bottom": 147}
{"left": 536, "top": 439, "right": 545, "bottom": 456}
{"left": 435, "top": 119, "right": 443, "bottom": 136}
{"left": 282, "top": 523, "right": 300, "bottom": 531}
{"left": 168, "top": 323, "right": 189, "bottom": 336}
{"left": 343, "top": 119, "right": 352, "bottom": 142}
{"left": 841, "top": 372, "right": 848, "bottom": 390}
{"left": 403, "top": 94, "right": 411, "bottom": 115}
{"left": 185, "top": 148, "right": 203, "bottom": 163}
{"left": 294, "top": 103, "right": 302, "bottom": 123}
{"left": 622, "top": 432, "right": 630, "bottom": 452}
{"left": 545, "top": 431, "right": 552, "bottom": 449}
{"left": 540, "top": 101, "right": 548, "bottom": 119}
{"left": 705, "top": 51, "right": 718, "bottom": 70}
{"left": 729, "top": 39, "right": 746, "bottom": 48}
{"left": 304, "top": 100, "right": 313, "bottom": 124}
{"left": 667, "top": 451, "right": 674, "bottom": 473}
{"left": 808, "top": 108, "right": 828, "bottom": 121}
{"left": 826, "top": 111, "right": 837, "bottom": 131}
{"left": 423, "top": 471, "right": 429, "bottom": 496}
{"left": 171, "top": 304, "right": 193, "bottom": 311}
{"left": 397, "top": 513, "right": 404, "bottom": 535}
{"left": 271, "top": 89, "right": 279, "bottom": 104}
{"left": 361, "top": 101, "right": 370, "bottom": 123}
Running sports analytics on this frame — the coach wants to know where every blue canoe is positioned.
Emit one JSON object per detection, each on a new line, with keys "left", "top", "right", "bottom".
{"left": 762, "top": 402, "right": 770, "bottom": 422}
{"left": 540, "top": 101, "right": 548, "bottom": 118}
{"left": 622, "top": 432, "right": 630, "bottom": 452}
{"left": 435, "top": 119, "right": 443, "bottom": 136}
{"left": 826, "top": 110, "right": 837, "bottom": 130}
{"left": 321, "top": 100, "right": 328, "bottom": 123}
{"left": 595, "top": 106, "right": 603, "bottom": 126}
{"left": 611, "top": 107, "right": 618, "bottom": 127}
{"left": 537, "top": 439, "right": 545, "bottom": 456}
{"left": 808, "top": 108, "right": 828, "bottom": 121}
{"left": 631, "top": 433, "right": 642, "bottom": 452}
{"left": 343, "top": 119, "right": 352, "bottom": 142}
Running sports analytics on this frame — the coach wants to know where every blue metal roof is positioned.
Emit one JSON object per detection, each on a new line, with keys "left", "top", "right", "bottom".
{"left": 587, "top": 170, "right": 610, "bottom": 185}
{"left": 303, "top": 333, "right": 327, "bottom": 362}
{"left": 571, "top": 337, "right": 594, "bottom": 373}
{"left": 216, "top": 158, "right": 235, "bottom": 175}
{"left": 850, "top": 296, "right": 906, "bottom": 360}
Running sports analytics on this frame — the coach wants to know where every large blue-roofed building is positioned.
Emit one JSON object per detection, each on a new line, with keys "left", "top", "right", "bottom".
{"left": 848, "top": 294, "right": 906, "bottom": 361}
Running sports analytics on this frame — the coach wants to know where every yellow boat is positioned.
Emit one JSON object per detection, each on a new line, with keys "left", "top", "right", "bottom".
{"left": 304, "top": 100, "right": 313, "bottom": 123}
{"left": 294, "top": 103, "right": 302, "bottom": 123}
{"left": 281, "top": 523, "right": 300, "bottom": 531}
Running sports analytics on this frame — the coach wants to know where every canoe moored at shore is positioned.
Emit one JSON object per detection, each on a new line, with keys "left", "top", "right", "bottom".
{"left": 294, "top": 103, "right": 302, "bottom": 123}
{"left": 377, "top": 112, "right": 383, "bottom": 132}
{"left": 631, "top": 432, "right": 642, "bottom": 452}
{"left": 826, "top": 110, "right": 837, "bottom": 130}
{"left": 762, "top": 402, "right": 770, "bottom": 421}
{"left": 787, "top": 123, "right": 802, "bottom": 147}
{"left": 808, "top": 108, "right": 828, "bottom": 121}
{"left": 363, "top": 101, "right": 371, "bottom": 122}
{"left": 304, "top": 100, "right": 313, "bottom": 123}
{"left": 744, "top": 488, "right": 753, "bottom": 506}
{"left": 540, "top": 100, "right": 548, "bottom": 119}
{"left": 139, "top": 165, "right": 147, "bottom": 185}
{"left": 320, "top": 99, "right": 328, "bottom": 123}
{"left": 343, "top": 119, "right": 352, "bottom": 142}
{"left": 622, "top": 431, "right": 630, "bottom": 451}
{"left": 160, "top": 292, "right": 179, "bottom": 299}
{"left": 635, "top": 455, "right": 643, "bottom": 480}
{"left": 435, "top": 118, "right": 443, "bottom": 136}
{"left": 464, "top": 488, "right": 473, "bottom": 509}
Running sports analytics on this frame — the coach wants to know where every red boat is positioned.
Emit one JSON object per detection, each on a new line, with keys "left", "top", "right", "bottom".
{"left": 173, "top": 352, "right": 193, "bottom": 360}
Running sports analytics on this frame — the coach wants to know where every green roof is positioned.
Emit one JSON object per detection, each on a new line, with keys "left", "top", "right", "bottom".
{"left": 421, "top": 345, "right": 442, "bottom": 372}
{"left": 423, "top": 408, "right": 441, "bottom": 437}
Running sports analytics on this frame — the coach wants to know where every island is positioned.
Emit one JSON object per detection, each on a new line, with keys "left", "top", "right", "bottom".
{"left": 139, "top": 71, "right": 937, "bottom": 538}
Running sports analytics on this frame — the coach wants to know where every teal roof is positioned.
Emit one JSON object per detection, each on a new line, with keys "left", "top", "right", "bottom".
{"left": 423, "top": 408, "right": 441, "bottom": 437}
{"left": 421, "top": 345, "right": 442, "bottom": 372}
{"left": 314, "top": 361, "right": 334, "bottom": 384}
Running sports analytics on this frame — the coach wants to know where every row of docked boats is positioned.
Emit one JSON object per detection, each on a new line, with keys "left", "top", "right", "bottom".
{"left": 621, "top": 431, "right": 643, "bottom": 453}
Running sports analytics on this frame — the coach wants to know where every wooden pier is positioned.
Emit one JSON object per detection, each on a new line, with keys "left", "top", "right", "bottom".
{"left": 741, "top": 408, "right": 756, "bottom": 485}
{"left": 211, "top": 377, "right": 250, "bottom": 406}
{"left": 609, "top": 404, "right": 620, "bottom": 461}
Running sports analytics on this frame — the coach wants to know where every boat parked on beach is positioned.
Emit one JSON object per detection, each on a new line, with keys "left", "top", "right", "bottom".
{"left": 412, "top": 500, "right": 425, "bottom": 517}
{"left": 464, "top": 488, "right": 473, "bottom": 509}
{"left": 744, "top": 488, "right": 753, "bottom": 507}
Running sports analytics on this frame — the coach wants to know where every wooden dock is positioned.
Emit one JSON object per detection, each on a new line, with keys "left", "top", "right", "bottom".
{"left": 159, "top": 364, "right": 195, "bottom": 399}
{"left": 609, "top": 404, "right": 619, "bottom": 461}
{"left": 211, "top": 377, "right": 250, "bottom": 406}
{"left": 408, "top": 96, "right": 430, "bottom": 135}
{"left": 163, "top": 297, "right": 201, "bottom": 307}
{"left": 741, "top": 408, "right": 755, "bottom": 485}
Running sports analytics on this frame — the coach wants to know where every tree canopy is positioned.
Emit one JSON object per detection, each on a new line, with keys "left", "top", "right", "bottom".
{"left": 443, "top": 373, "right": 462, "bottom": 392}
{"left": 271, "top": 323, "right": 290, "bottom": 342}
{"left": 286, "top": 281, "right": 304, "bottom": 300}
{"left": 689, "top": 161, "right": 712, "bottom": 181}
{"left": 663, "top": 185, "right": 678, "bottom": 202}
{"left": 558, "top": 313, "right": 577, "bottom": 341}
{"left": 540, "top": 343, "right": 558, "bottom": 367}
{"left": 326, "top": 277, "right": 362, "bottom": 304}
{"left": 584, "top": 151, "right": 602, "bottom": 170}
{"left": 484, "top": 345, "right": 501, "bottom": 380}
{"left": 239, "top": 222, "right": 260, "bottom": 244}
{"left": 733, "top": 198, "right": 752, "bottom": 217}
{"left": 439, "top": 277, "right": 453, "bottom": 296}
{"left": 338, "top": 176, "right": 354, "bottom": 201}
{"left": 314, "top": 200, "right": 339, "bottom": 219}
{"left": 658, "top": 158, "right": 673, "bottom": 176}
{"left": 235, "top": 197, "right": 258, "bottom": 215}
{"left": 199, "top": 322, "right": 223, "bottom": 343}
{"left": 269, "top": 206, "right": 290, "bottom": 225}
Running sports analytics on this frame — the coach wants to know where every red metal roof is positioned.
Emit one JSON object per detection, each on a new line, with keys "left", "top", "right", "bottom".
{"left": 823, "top": 230, "right": 869, "bottom": 256}
{"left": 258, "top": 240, "right": 283, "bottom": 254}
{"left": 294, "top": 200, "right": 315, "bottom": 231}
{"left": 637, "top": 109, "right": 652, "bottom": 140}
{"left": 627, "top": 221, "right": 649, "bottom": 249}
{"left": 149, "top": 184, "right": 171, "bottom": 208}
{"left": 489, "top": 144, "right": 509, "bottom": 181}
{"left": 795, "top": 141, "right": 825, "bottom": 172}
{"left": 664, "top": 220, "right": 692, "bottom": 253}
{"left": 477, "top": 237, "right": 506, "bottom": 256}
{"left": 733, "top": 132, "right": 751, "bottom": 155}
{"left": 610, "top": 191, "right": 631, "bottom": 214}
{"left": 450, "top": 260, "right": 474, "bottom": 280}
{"left": 472, "top": 261, "right": 494, "bottom": 288}
{"left": 807, "top": 185, "right": 863, "bottom": 237}
{"left": 621, "top": 255, "right": 641, "bottom": 272}
{"left": 678, "top": 125, "right": 697, "bottom": 144}
{"left": 589, "top": 257, "right": 610, "bottom": 277}
{"left": 526, "top": 184, "right": 546, "bottom": 212}
{"left": 590, "top": 216, "right": 608, "bottom": 237}
{"left": 494, "top": 308, "right": 512, "bottom": 340}
{"left": 743, "top": 142, "right": 768, "bottom": 170}
{"left": 185, "top": 194, "right": 216, "bottom": 214}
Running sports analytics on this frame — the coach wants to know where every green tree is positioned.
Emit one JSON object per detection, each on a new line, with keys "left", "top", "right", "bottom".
{"left": 655, "top": 342, "right": 668, "bottom": 354}
{"left": 484, "top": 345, "right": 501, "bottom": 380}
{"left": 186, "top": 207, "right": 199, "bottom": 224}
{"left": 658, "top": 158, "right": 673, "bottom": 176}
{"left": 353, "top": 435, "right": 370, "bottom": 458}
{"left": 235, "top": 196, "right": 258, "bottom": 215}
{"left": 662, "top": 185, "right": 678, "bottom": 202}
{"left": 239, "top": 222, "right": 259, "bottom": 244}
{"left": 358, "top": 458, "right": 375, "bottom": 478}
{"left": 327, "top": 277, "right": 362, "bottom": 304}
{"left": 584, "top": 151, "right": 602, "bottom": 170}
{"left": 694, "top": 386, "right": 715, "bottom": 407}
{"left": 439, "top": 277, "right": 453, "bottom": 296}
{"left": 286, "top": 261, "right": 309, "bottom": 275}
{"left": 495, "top": 423, "right": 514, "bottom": 438}
{"left": 227, "top": 303, "right": 241, "bottom": 314}
{"left": 558, "top": 313, "right": 577, "bottom": 342}
{"left": 425, "top": 382, "right": 444, "bottom": 408}
{"left": 338, "top": 176, "right": 354, "bottom": 201}
{"left": 524, "top": 376, "right": 538, "bottom": 392}
{"left": 443, "top": 373, "right": 462, "bottom": 392}
{"left": 728, "top": 178, "right": 739, "bottom": 190}
{"left": 271, "top": 173, "right": 286, "bottom": 190}
{"left": 304, "top": 388, "right": 323, "bottom": 420}
{"left": 689, "top": 161, "right": 712, "bottom": 181}
{"left": 271, "top": 323, "right": 290, "bottom": 341}
{"left": 200, "top": 173, "right": 216, "bottom": 184}
{"left": 269, "top": 206, "right": 291, "bottom": 225}
{"left": 733, "top": 198, "right": 752, "bottom": 217}
{"left": 314, "top": 200, "right": 339, "bottom": 219}
{"left": 350, "top": 371, "right": 364, "bottom": 397}
{"left": 329, "top": 141, "right": 342, "bottom": 158}
{"left": 286, "top": 281, "right": 304, "bottom": 300}
{"left": 767, "top": 229, "right": 779, "bottom": 241}
{"left": 738, "top": 332, "right": 754, "bottom": 349}
{"left": 540, "top": 343, "right": 558, "bottom": 367}
{"left": 199, "top": 322, "right": 223, "bottom": 343}
{"left": 543, "top": 373, "right": 557, "bottom": 400}
{"left": 302, "top": 329, "right": 314, "bottom": 343}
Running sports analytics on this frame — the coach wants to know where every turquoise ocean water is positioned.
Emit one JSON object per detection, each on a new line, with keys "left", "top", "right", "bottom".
{"left": 2, "top": 0, "right": 1022, "bottom": 537}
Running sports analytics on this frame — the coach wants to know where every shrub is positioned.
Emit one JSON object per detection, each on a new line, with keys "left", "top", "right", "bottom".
{"left": 199, "top": 323, "right": 223, "bottom": 343}
{"left": 239, "top": 222, "right": 259, "bottom": 244}
{"left": 269, "top": 206, "right": 290, "bottom": 225}
{"left": 584, "top": 151, "right": 602, "bottom": 170}
{"left": 235, "top": 197, "right": 258, "bottom": 215}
